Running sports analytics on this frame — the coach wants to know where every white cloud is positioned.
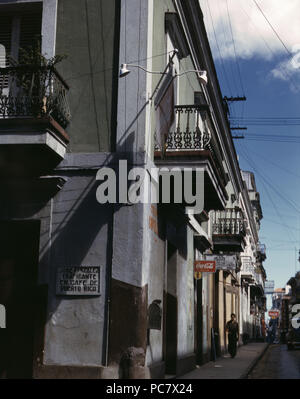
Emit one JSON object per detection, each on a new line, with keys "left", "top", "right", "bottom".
{"left": 271, "top": 46, "right": 300, "bottom": 92}
{"left": 199, "top": 0, "right": 300, "bottom": 88}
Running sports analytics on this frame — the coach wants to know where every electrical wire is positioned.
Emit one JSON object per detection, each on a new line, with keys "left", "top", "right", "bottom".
{"left": 239, "top": 3, "right": 299, "bottom": 92}
{"left": 226, "top": 0, "right": 245, "bottom": 95}
{"left": 241, "top": 144, "right": 300, "bottom": 216}
{"left": 218, "top": 0, "right": 240, "bottom": 97}
{"left": 252, "top": 0, "right": 293, "bottom": 57}
{"left": 243, "top": 135, "right": 300, "bottom": 143}
{"left": 239, "top": 144, "right": 300, "bottom": 214}
{"left": 230, "top": 117, "right": 300, "bottom": 126}
{"left": 238, "top": 145, "right": 298, "bottom": 245}
{"left": 206, "top": 0, "right": 233, "bottom": 98}
{"left": 243, "top": 147, "right": 300, "bottom": 180}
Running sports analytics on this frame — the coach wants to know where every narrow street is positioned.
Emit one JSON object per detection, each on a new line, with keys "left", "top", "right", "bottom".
{"left": 248, "top": 344, "right": 300, "bottom": 379}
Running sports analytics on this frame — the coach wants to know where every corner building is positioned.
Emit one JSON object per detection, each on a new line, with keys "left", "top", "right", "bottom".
{"left": 0, "top": 0, "right": 266, "bottom": 379}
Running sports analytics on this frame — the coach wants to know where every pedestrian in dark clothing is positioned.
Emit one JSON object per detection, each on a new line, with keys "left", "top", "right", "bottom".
{"left": 226, "top": 313, "right": 239, "bottom": 358}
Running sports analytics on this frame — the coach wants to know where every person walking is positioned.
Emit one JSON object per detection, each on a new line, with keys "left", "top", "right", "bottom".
{"left": 226, "top": 313, "right": 239, "bottom": 358}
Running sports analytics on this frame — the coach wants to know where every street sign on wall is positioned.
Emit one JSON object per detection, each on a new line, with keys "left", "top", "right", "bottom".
{"left": 265, "top": 280, "right": 275, "bottom": 294}
{"left": 56, "top": 266, "right": 101, "bottom": 296}
{"left": 205, "top": 255, "right": 237, "bottom": 271}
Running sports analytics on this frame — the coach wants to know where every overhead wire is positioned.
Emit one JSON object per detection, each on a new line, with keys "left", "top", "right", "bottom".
{"left": 238, "top": 2, "right": 299, "bottom": 92}
{"left": 225, "top": 0, "right": 245, "bottom": 95}
{"left": 238, "top": 143, "right": 300, "bottom": 214}
{"left": 218, "top": 0, "right": 240, "bottom": 97}
{"left": 225, "top": 0, "right": 246, "bottom": 122}
{"left": 205, "top": 0, "right": 234, "bottom": 98}
{"left": 252, "top": 0, "right": 293, "bottom": 57}
{"left": 242, "top": 146, "right": 300, "bottom": 180}
{"left": 243, "top": 134, "right": 300, "bottom": 143}
{"left": 238, "top": 144, "right": 298, "bottom": 244}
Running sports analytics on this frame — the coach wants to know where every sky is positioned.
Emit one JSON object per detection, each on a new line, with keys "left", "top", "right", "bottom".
{"left": 199, "top": 0, "right": 300, "bottom": 294}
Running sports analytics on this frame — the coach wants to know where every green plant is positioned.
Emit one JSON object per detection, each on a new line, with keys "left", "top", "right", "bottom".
{"left": 16, "top": 35, "right": 67, "bottom": 96}
{"left": 14, "top": 36, "right": 67, "bottom": 118}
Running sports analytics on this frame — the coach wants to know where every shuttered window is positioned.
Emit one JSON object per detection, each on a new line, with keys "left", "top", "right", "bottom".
{"left": 19, "top": 12, "right": 42, "bottom": 58}
{"left": 0, "top": 16, "right": 12, "bottom": 67}
{"left": 0, "top": 10, "right": 41, "bottom": 90}
{"left": 0, "top": 10, "right": 41, "bottom": 66}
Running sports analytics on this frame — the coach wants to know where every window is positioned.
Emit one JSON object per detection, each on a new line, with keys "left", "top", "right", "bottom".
{"left": 0, "top": 7, "right": 42, "bottom": 94}
{"left": 0, "top": 10, "right": 42, "bottom": 66}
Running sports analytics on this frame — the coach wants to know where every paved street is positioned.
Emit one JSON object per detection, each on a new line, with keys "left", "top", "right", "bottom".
{"left": 179, "top": 343, "right": 269, "bottom": 379}
{"left": 248, "top": 344, "right": 300, "bottom": 379}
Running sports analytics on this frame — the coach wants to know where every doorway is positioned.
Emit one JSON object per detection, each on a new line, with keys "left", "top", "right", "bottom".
{"left": 0, "top": 220, "right": 40, "bottom": 378}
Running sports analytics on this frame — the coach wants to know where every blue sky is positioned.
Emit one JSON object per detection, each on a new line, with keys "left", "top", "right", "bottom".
{"left": 200, "top": 0, "right": 300, "bottom": 291}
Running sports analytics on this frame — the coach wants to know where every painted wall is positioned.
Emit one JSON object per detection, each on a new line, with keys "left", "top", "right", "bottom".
{"left": 55, "top": 0, "right": 120, "bottom": 153}
{"left": 150, "top": 0, "right": 206, "bottom": 158}
{"left": 43, "top": 169, "right": 111, "bottom": 366}
{"left": 0, "top": 153, "right": 112, "bottom": 367}
{"left": 177, "top": 226, "right": 194, "bottom": 357}
{"left": 218, "top": 271, "right": 225, "bottom": 352}
{"left": 146, "top": 205, "right": 165, "bottom": 367}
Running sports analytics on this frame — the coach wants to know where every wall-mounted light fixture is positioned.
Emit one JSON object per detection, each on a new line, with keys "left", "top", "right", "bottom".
{"left": 119, "top": 49, "right": 208, "bottom": 87}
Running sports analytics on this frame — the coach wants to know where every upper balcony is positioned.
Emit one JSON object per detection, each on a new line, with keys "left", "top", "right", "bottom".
{"left": 211, "top": 208, "right": 247, "bottom": 252}
{"left": 254, "top": 270, "right": 264, "bottom": 289}
{"left": 0, "top": 64, "right": 71, "bottom": 176}
{"left": 154, "top": 104, "right": 228, "bottom": 211}
{"left": 257, "top": 243, "right": 267, "bottom": 262}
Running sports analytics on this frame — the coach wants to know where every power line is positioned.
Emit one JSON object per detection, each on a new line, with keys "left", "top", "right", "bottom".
{"left": 252, "top": 0, "right": 292, "bottom": 57}
{"left": 226, "top": 0, "right": 245, "bottom": 95}
{"left": 245, "top": 147, "right": 300, "bottom": 180}
{"left": 241, "top": 133, "right": 300, "bottom": 143}
{"left": 239, "top": 3, "right": 299, "bottom": 92}
{"left": 231, "top": 116, "right": 300, "bottom": 119}
{"left": 241, "top": 147, "right": 297, "bottom": 242}
{"left": 206, "top": 0, "right": 233, "bottom": 98}
{"left": 218, "top": 2, "right": 240, "bottom": 97}
{"left": 238, "top": 145, "right": 298, "bottom": 243}
{"left": 239, "top": 142, "right": 300, "bottom": 215}
{"left": 238, "top": 144, "right": 300, "bottom": 214}
{"left": 230, "top": 119, "right": 300, "bottom": 126}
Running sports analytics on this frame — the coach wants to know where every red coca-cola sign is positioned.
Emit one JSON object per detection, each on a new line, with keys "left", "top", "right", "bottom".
{"left": 194, "top": 260, "right": 216, "bottom": 273}
{"left": 268, "top": 310, "right": 280, "bottom": 318}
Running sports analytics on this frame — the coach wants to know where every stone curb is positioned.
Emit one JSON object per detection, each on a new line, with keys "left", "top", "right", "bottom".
{"left": 239, "top": 343, "right": 270, "bottom": 379}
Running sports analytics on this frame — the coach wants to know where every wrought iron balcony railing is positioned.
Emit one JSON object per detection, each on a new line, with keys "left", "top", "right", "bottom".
{"left": 162, "top": 105, "right": 211, "bottom": 151}
{"left": 212, "top": 208, "right": 246, "bottom": 235}
{"left": 257, "top": 243, "right": 266, "bottom": 258}
{"left": 154, "top": 104, "right": 227, "bottom": 187}
{"left": 0, "top": 65, "right": 71, "bottom": 128}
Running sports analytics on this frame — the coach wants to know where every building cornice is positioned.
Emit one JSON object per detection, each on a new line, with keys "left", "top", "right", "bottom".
{"left": 174, "top": 0, "right": 244, "bottom": 199}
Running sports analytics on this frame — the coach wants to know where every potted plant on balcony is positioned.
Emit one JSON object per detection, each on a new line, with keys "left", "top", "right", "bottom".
{"left": 15, "top": 36, "right": 67, "bottom": 120}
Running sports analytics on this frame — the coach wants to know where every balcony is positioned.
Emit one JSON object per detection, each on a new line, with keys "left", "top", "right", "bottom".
{"left": 212, "top": 208, "right": 246, "bottom": 252}
{"left": 154, "top": 104, "right": 228, "bottom": 211}
{"left": 0, "top": 64, "right": 71, "bottom": 176}
{"left": 257, "top": 243, "right": 266, "bottom": 262}
{"left": 254, "top": 271, "right": 264, "bottom": 289}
